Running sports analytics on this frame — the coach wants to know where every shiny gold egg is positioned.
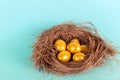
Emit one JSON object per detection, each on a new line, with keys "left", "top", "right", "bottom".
{"left": 81, "top": 45, "right": 88, "bottom": 53}
{"left": 54, "top": 39, "right": 66, "bottom": 51}
{"left": 70, "top": 39, "right": 80, "bottom": 43}
{"left": 67, "top": 42, "right": 82, "bottom": 53}
{"left": 73, "top": 52, "right": 85, "bottom": 61}
{"left": 57, "top": 51, "right": 71, "bottom": 62}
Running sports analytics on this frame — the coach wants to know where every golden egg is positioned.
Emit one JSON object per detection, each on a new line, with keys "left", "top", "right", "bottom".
{"left": 81, "top": 45, "right": 88, "bottom": 53}
{"left": 67, "top": 42, "right": 82, "bottom": 53}
{"left": 73, "top": 52, "right": 85, "bottom": 61}
{"left": 57, "top": 51, "right": 71, "bottom": 62}
{"left": 54, "top": 39, "right": 66, "bottom": 51}
{"left": 71, "top": 39, "right": 80, "bottom": 43}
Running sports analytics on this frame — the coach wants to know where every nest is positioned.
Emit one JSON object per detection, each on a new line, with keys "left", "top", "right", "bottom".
{"left": 32, "top": 23, "right": 116, "bottom": 75}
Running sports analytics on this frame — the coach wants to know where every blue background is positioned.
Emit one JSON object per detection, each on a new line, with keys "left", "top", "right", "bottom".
{"left": 0, "top": 0, "right": 120, "bottom": 80}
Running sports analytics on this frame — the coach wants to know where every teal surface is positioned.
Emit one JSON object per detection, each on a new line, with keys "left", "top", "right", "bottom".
{"left": 0, "top": 0, "right": 120, "bottom": 80}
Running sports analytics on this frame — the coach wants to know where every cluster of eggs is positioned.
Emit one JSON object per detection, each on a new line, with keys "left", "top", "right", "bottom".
{"left": 54, "top": 39, "right": 88, "bottom": 62}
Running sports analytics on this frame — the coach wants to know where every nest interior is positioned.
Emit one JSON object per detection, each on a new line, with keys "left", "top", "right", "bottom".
{"left": 32, "top": 23, "right": 116, "bottom": 75}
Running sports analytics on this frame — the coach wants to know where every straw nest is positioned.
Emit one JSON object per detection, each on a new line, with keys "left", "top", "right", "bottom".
{"left": 32, "top": 22, "right": 116, "bottom": 75}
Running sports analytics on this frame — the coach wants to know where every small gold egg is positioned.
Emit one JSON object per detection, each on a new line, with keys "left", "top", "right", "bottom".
{"left": 57, "top": 51, "right": 71, "bottom": 62}
{"left": 81, "top": 45, "right": 88, "bottom": 53}
{"left": 67, "top": 42, "right": 82, "bottom": 53}
{"left": 54, "top": 39, "right": 66, "bottom": 51}
{"left": 73, "top": 52, "right": 85, "bottom": 61}
{"left": 70, "top": 39, "right": 80, "bottom": 43}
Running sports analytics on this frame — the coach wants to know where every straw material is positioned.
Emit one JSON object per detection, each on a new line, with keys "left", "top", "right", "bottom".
{"left": 32, "top": 23, "right": 116, "bottom": 75}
